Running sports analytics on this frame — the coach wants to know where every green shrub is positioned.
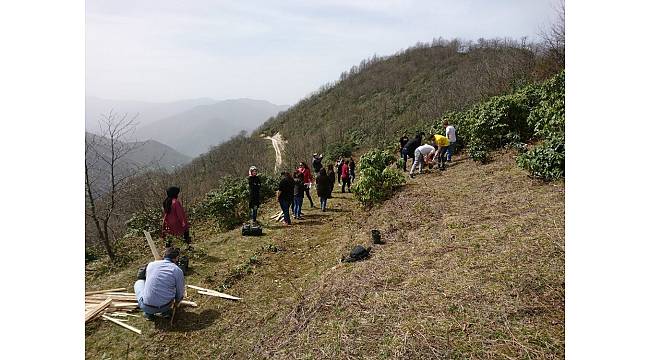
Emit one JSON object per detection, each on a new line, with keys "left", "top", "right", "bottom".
{"left": 193, "top": 175, "right": 277, "bottom": 230}
{"left": 351, "top": 149, "right": 405, "bottom": 207}
{"left": 433, "top": 71, "right": 564, "bottom": 180}
{"left": 126, "top": 207, "right": 161, "bottom": 236}
{"left": 516, "top": 137, "right": 565, "bottom": 181}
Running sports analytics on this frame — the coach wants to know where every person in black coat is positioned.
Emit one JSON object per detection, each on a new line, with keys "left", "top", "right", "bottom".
{"left": 402, "top": 133, "right": 422, "bottom": 172}
{"left": 276, "top": 171, "right": 294, "bottom": 225}
{"left": 326, "top": 164, "right": 336, "bottom": 199}
{"left": 248, "top": 166, "right": 261, "bottom": 224}
{"left": 312, "top": 153, "right": 323, "bottom": 173}
{"left": 316, "top": 168, "right": 330, "bottom": 211}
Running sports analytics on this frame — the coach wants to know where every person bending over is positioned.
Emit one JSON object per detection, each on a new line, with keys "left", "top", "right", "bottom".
{"left": 134, "top": 247, "right": 185, "bottom": 321}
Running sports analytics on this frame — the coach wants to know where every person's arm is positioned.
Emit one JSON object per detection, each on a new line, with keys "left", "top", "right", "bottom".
{"left": 174, "top": 267, "right": 185, "bottom": 302}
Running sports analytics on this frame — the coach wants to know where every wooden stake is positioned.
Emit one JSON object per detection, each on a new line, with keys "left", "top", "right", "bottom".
{"left": 85, "top": 288, "right": 127, "bottom": 296}
{"left": 197, "top": 290, "right": 241, "bottom": 301}
{"left": 101, "top": 315, "right": 142, "bottom": 335}
{"left": 85, "top": 298, "right": 112, "bottom": 323}
{"left": 143, "top": 230, "right": 162, "bottom": 260}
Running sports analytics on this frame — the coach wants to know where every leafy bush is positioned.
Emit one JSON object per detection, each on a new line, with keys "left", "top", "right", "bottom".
{"left": 351, "top": 149, "right": 406, "bottom": 207}
{"left": 193, "top": 175, "right": 277, "bottom": 230}
{"left": 126, "top": 207, "right": 161, "bottom": 237}
{"left": 517, "top": 137, "right": 565, "bottom": 180}
{"left": 434, "top": 71, "right": 564, "bottom": 180}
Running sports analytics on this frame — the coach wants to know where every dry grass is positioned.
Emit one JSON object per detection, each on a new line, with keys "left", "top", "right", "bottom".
{"left": 85, "top": 150, "right": 564, "bottom": 359}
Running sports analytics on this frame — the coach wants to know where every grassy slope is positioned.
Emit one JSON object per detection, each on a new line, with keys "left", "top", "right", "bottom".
{"left": 86, "top": 151, "right": 564, "bottom": 359}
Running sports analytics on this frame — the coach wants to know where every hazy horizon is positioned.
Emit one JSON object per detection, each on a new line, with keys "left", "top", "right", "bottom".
{"left": 87, "top": 0, "right": 557, "bottom": 105}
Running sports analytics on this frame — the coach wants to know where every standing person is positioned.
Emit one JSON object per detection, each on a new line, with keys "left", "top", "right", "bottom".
{"left": 316, "top": 168, "right": 330, "bottom": 211}
{"left": 409, "top": 143, "right": 436, "bottom": 178}
{"left": 443, "top": 120, "right": 457, "bottom": 162}
{"left": 312, "top": 153, "right": 323, "bottom": 173}
{"left": 162, "top": 186, "right": 191, "bottom": 249}
{"left": 399, "top": 132, "right": 410, "bottom": 171}
{"left": 134, "top": 247, "right": 185, "bottom": 320}
{"left": 341, "top": 160, "right": 351, "bottom": 193}
{"left": 432, "top": 134, "right": 450, "bottom": 170}
{"left": 298, "top": 162, "right": 315, "bottom": 208}
{"left": 248, "top": 166, "right": 261, "bottom": 225}
{"left": 276, "top": 171, "right": 293, "bottom": 225}
{"left": 293, "top": 172, "right": 305, "bottom": 220}
{"left": 326, "top": 164, "right": 336, "bottom": 199}
{"left": 349, "top": 157, "right": 356, "bottom": 183}
{"left": 336, "top": 157, "right": 344, "bottom": 185}
{"left": 403, "top": 133, "right": 422, "bottom": 172}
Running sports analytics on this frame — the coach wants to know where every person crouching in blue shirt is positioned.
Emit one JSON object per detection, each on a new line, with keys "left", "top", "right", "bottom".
{"left": 134, "top": 247, "right": 185, "bottom": 320}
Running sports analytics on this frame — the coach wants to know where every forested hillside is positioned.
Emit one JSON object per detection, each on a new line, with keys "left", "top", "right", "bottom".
{"left": 86, "top": 38, "right": 559, "bottom": 259}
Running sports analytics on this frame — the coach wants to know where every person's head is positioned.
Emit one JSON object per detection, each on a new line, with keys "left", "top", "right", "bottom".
{"left": 164, "top": 247, "right": 181, "bottom": 263}
{"left": 163, "top": 186, "right": 181, "bottom": 213}
{"left": 345, "top": 160, "right": 349, "bottom": 164}
{"left": 402, "top": 132, "right": 407, "bottom": 138}
{"left": 319, "top": 168, "right": 327, "bottom": 176}
{"left": 313, "top": 153, "right": 318, "bottom": 158}
{"left": 249, "top": 165, "right": 258, "bottom": 176}
{"left": 300, "top": 161, "right": 309, "bottom": 170}
{"left": 443, "top": 120, "right": 449, "bottom": 127}
{"left": 327, "top": 164, "right": 334, "bottom": 171}
{"left": 166, "top": 186, "right": 180, "bottom": 199}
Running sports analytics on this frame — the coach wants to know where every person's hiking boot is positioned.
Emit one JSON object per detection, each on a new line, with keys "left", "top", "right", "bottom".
{"left": 160, "top": 310, "right": 173, "bottom": 319}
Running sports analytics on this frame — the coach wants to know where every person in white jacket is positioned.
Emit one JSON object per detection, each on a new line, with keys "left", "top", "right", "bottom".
{"left": 444, "top": 120, "right": 457, "bottom": 162}
{"left": 410, "top": 143, "right": 435, "bottom": 178}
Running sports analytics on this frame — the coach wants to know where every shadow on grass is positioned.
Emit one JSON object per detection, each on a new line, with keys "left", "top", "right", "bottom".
{"left": 323, "top": 208, "right": 351, "bottom": 213}
{"left": 157, "top": 309, "right": 220, "bottom": 332}
{"left": 291, "top": 220, "right": 323, "bottom": 226}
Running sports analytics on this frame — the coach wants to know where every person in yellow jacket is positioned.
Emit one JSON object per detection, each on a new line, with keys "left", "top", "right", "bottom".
{"left": 431, "top": 134, "right": 450, "bottom": 170}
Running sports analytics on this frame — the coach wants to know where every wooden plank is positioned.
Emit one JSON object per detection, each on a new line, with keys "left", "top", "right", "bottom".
{"left": 197, "top": 290, "right": 241, "bottom": 301}
{"left": 101, "top": 315, "right": 142, "bottom": 335}
{"left": 85, "top": 288, "right": 127, "bottom": 296}
{"left": 143, "top": 230, "right": 162, "bottom": 260}
{"left": 187, "top": 284, "right": 208, "bottom": 291}
{"left": 85, "top": 298, "right": 112, "bottom": 323}
{"left": 180, "top": 300, "right": 197, "bottom": 307}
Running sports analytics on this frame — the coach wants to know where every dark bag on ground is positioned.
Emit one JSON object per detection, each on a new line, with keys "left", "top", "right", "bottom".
{"left": 242, "top": 223, "right": 263, "bottom": 236}
{"left": 342, "top": 245, "right": 371, "bottom": 263}
{"left": 136, "top": 265, "right": 147, "bottom": 280}
{"left": 177, "top": 256, "right": 189, "bottom": 275}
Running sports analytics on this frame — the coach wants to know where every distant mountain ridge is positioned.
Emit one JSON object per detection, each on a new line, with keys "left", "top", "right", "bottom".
{"left": 136, "top": 98, "right": 289, "bottom": 157}
{"left": 85, "top": 131, "right": 191, "bottom": 195}
{"left": 86, "top": 97, "right": 289, "bottom": 157}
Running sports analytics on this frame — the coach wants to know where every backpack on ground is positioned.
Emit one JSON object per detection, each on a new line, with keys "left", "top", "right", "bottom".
{"left": 342, "top": 245, "right": 372, "bottom": 262}
{"left": 242, "top": 223, "right": 263, "bottom": 236}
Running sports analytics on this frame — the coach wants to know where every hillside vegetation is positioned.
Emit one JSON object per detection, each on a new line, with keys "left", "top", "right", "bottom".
{"left": 86, "top": 152, "right": 564, "bottom": 359}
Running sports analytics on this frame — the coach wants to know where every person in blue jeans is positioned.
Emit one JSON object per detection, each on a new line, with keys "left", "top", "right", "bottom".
{"left": 276, "top": 171, "right": 293, "bottom": 225}
{"left": 444, "top": 120, "right": 457, "bottom": 162}
{"left": 292, "top": 171, "right": 305, "bottom": 220}
{"left": 134, "top": 247, "right": 185, "bottom": 320}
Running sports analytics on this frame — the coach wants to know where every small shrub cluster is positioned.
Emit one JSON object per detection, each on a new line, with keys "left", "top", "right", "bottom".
{"left": 351, "top": 149, "right": 406, "bottom": 207}
{"left": 125, "top": 207, "right": 161, "bottom": 237}
{"left": 192, "top": 175, "right": 277, "bottom": 230}
{"left": 435, "top": 71, "right": 564, "bottom": 180}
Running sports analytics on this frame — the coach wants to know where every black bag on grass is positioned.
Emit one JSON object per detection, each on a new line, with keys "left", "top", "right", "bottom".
{"left": 342, "top": 245, "right": 371, "bottom": 263}
{"left": 242, "top": 223, "right": 263, "bottom": 236}
{"left": 178, "top": 256, "right": 189, "bottom": 275}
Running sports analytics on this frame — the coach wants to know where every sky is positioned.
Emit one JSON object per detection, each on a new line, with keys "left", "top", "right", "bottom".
{"left": 86, "top": 0, "right": 558, "bottom": 105}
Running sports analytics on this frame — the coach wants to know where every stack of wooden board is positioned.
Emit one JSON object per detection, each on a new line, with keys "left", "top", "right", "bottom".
{"left": 85, "top": 288, "right": 199, "bottom": 334}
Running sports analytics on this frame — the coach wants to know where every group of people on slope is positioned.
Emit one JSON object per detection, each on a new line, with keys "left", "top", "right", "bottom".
{"left": 271, "top": 154, "right": 356, "bottom": 226}
{"left": 400, "top": 120, "right": 457, "bottom": 178}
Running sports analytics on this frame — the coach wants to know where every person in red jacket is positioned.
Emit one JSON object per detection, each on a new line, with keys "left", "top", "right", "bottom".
{"left": 162, "top": 186, "right": 191, "bottom": 249}
{"left": 341, "top": 160, "right": 351, "bottom": 193}
{"left": 298, "top": 162, "right": 315, "bottom": 208}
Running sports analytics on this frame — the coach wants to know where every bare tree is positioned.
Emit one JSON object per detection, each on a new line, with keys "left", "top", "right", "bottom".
{"left": 85, "top": 111, "right": 140, "bottom": 261}
{"left": 540, "top": 0, "right": 565, "bottom": 71}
